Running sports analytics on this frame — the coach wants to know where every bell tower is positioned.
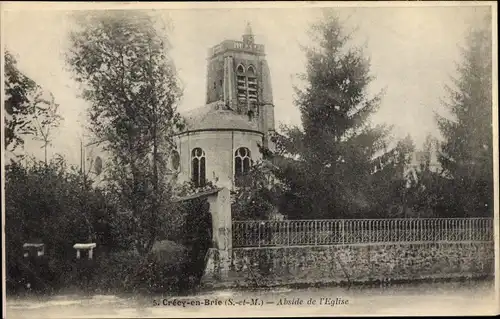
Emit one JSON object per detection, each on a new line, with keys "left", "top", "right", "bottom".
{"left": 205, "top": 23, "right": 275, "bottom": 148}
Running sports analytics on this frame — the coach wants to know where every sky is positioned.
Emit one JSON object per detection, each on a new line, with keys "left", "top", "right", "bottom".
{"left": 2, "top": 2, "right": 493, "bottom": 166}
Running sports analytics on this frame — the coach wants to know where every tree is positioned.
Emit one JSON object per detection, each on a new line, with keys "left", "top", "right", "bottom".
{"left": 403, "top": 135, "right": 448, "bottom": 217}
{"left": 232, "top": 154, "right": 284, "bottom": 220}
{"left": 4, "top": 51, "right": 61, "bottom": 155}
{"left": 270, "top": 11, "right": 391, "bottom": 219}
{"left": 66, "top": 10, "right": 183, "bottom": 255}
{"left": 367, "top": 134, "right": 415, "bottom": 218}
{"left": 32, "top": 92, "right": 62, "bottom": 164}
{"left": 4, "top": 156, "right": 116, "bottom": 291}
{"left": 436, "top": 13, "right": 493, "bottom": 217}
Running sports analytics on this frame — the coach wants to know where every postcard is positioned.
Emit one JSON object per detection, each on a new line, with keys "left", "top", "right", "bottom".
{"left": 2, "top": 1, "right": 498, "bottom": 318}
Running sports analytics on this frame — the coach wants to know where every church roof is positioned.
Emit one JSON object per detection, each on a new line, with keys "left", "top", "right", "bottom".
{"left": 180, "top": 107, "right": 261, "bottom": 133}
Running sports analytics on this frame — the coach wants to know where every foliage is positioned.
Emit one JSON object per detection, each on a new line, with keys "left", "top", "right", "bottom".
{"left": 66, "top": 10, "right": 183, "bottom": 255}
{"left": 4, "top": 50, "right": 62, "bottom": 154}
{"left": 93, "top": 241, "right": 187, "bottom": 293}
{"left": 4, "top": 157, "right": 117, "bottom": 292}
{"left": 436, "top": 14, "right": 493, "bottom": 217}
{"left": 5, "top": 154, "right": 214, "bottom": 294}
{"left": 400, "top": 135, "right": 438, "bottom": 217}
{"left": 178, "top": 197, "right": 212, "bottom": 290}
{"left": 366, "top": 134, "right": 416, "bottom": 218}
{"left": 269, "top": 11, "right": 392, "bottom": 219}
{"left": 133, "top": 244, "right": 188, "bottom": 293}
{"left": 32, "top": 93, "right": 62, "bottom": 164}
{"left": 232, "top": 155, "right": 284, "bottom": 220}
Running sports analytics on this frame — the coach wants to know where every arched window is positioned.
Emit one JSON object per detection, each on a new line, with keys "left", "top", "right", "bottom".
{"left": 247, "top": 65, "right": 256, "bottom": 75}
{"left": 170, "top": 150, "right": 180, "bottom": 171}
{"left": 235, "top": 64, "right": 257, "bottom": 108}
{"left": 236, "top": 64, "right": 247, "bottom": 105}
{"left": 246, "top": 65, "right": 257, "bottom": 105}
{"left": 235, "top": 147, "right": 252, "bottom": 183}
{"left": 94, "top": 156, "right": 103, "bottom": 176}
{"left": 191, "top": 148, "right": 206, "bottom": 187}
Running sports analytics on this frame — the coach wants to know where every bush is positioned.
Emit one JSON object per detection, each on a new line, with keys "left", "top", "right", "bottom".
{"left": 89, "top": 249, "right": 140, "bottom": 293}
{"left": 5, "top": 158, "right": 214, "bottom": 295}
{"left": 88, "top": 240, "right": 188, "bottom": 294}
{"left": 4, "top": 158, "right": 121, "bottom": 294}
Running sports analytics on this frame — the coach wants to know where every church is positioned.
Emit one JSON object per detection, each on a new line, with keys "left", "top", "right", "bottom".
{"left": 84, "top": 24, "right": 276, "bottom": 191}
{"left": 173, "top": 23, "right": 276, "bottom": 190}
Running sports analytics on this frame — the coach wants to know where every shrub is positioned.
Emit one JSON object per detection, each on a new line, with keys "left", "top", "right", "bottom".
{"left": 88, "top": 240, "right": 188, "bottom": 294}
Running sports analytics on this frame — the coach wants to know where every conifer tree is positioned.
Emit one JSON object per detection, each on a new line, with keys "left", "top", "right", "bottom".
{"left": 272, "top": 11, "right": 392, "bottom": 219}
{"left": 436, "top": 13, "right": 493, "bottom": 217}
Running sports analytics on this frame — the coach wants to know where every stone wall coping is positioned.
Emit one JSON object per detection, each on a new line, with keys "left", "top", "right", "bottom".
{"left": 232, "top": 240, "right": 494, "bottom": 250}
{"left": 172, "top": 187, "right": 225, "bottom": 202}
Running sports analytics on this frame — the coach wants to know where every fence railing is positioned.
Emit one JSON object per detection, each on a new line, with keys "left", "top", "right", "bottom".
{"left": 232, "top": 218, "right": 494, "bottom": 248}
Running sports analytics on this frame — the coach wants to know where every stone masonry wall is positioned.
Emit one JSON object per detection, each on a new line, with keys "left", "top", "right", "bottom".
{"left": 201, "top": 242, "right": 494, "bottom": 289}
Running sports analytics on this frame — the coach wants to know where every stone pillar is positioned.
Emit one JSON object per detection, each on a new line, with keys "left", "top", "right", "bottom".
{"left": 206, "top": 187, "right": 232, "bottom": 278}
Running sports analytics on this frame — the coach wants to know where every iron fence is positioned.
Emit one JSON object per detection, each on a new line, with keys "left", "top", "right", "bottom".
{"left": 232, "top": 218, "right": 493, "bottom": 248}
